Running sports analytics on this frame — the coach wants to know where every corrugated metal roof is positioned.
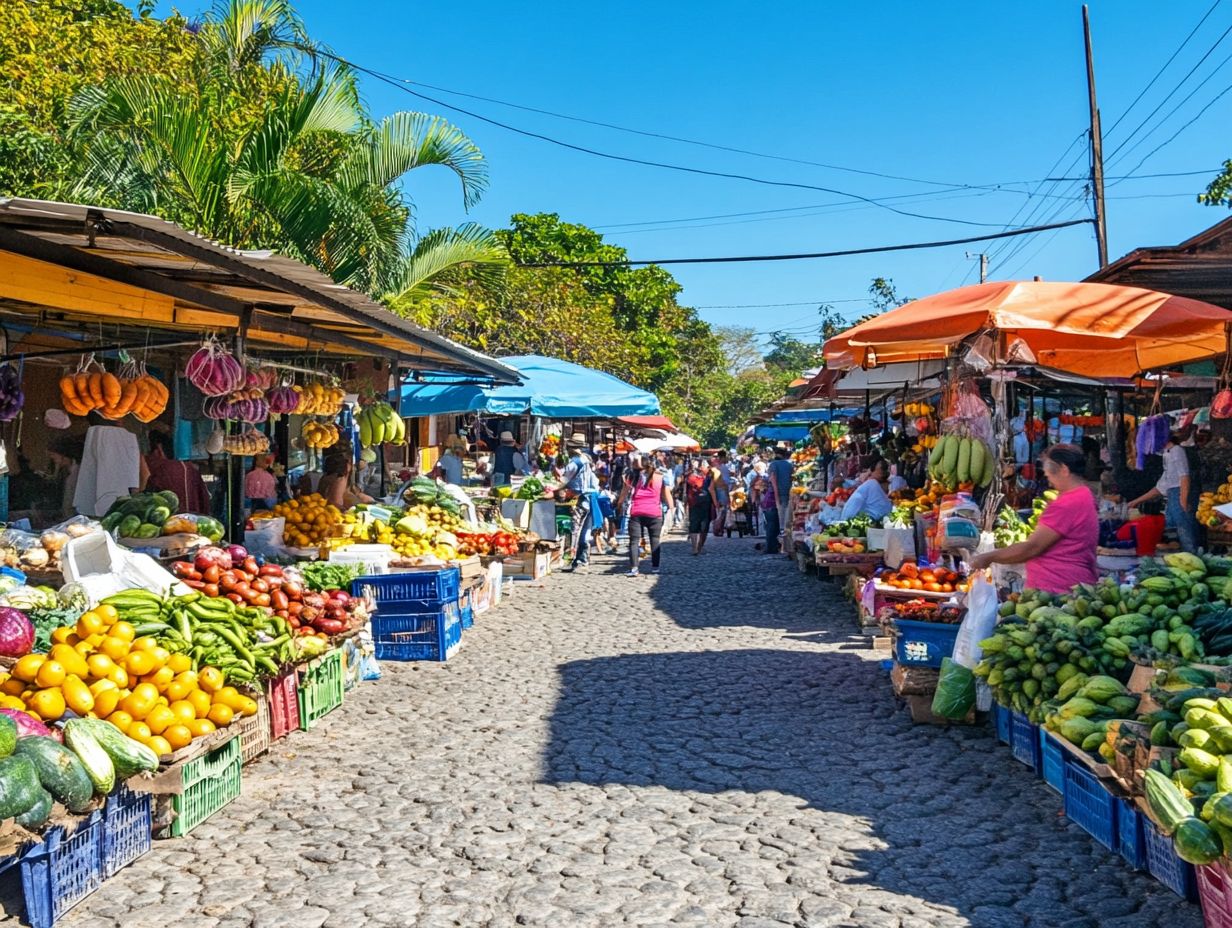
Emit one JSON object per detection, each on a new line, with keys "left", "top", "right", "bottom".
{"left": 0, "top": 198, "right": 518, "bottom": 383}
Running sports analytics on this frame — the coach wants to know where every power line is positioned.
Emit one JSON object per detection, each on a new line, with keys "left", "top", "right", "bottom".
{"left": 1106, "top": 17, "right": 1232, "bottom": 160}
{"left": 1103, "top": 0, "right": 1223, "bottom": 138}
{"left": 1116, "top": 77, "right": 1232, "bottom": 179}
{"left": 309, "top": 48, "right": 1033, "bottom": 229}
{"left": 695, "top": 299, "right": 869, "bottom": 309}
{"left": 515, "top": 218, "right": 1092, "bottom": 268}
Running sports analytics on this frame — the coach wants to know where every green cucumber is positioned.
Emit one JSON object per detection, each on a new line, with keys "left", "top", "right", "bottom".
{"left": 13, "top": 737, "right": 95, "bottom": 813}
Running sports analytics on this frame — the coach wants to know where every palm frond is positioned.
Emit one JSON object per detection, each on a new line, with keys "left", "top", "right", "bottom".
{"left": 342, "top": 112, "right": 488, "bottom": 209}
{"left": 384, "top": 224, "right": 508, "bottom": 305}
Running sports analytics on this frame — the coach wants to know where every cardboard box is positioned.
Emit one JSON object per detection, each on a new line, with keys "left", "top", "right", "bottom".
{"left": 499, "top": 499, "right": 531, "bottom": 530}
{"left": 905, "top": 693, "right": 974, "bottom": 725}
{"left": 892, "top": 663, "right": 940, "bottom": 697}
{"left": 503, "top": 551, "right": 549, "bottom": 581}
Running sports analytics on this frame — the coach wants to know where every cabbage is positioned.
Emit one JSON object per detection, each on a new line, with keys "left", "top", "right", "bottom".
{"left": 0, "top": 607, "right": 33, "bottom": 657}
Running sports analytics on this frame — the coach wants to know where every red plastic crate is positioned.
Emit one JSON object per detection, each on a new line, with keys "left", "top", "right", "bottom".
{"left": 267, "top": 669, "right": 299, "bottom": 741}
{"left": 1198, "top": 861, "right": 1232, "bottom": 928}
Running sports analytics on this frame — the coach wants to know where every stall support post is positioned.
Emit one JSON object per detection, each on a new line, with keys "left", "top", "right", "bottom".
{"left": 273, "top": 413, "right": 290, "bottom": 501}
{"left": 228, "top": 313, "right": 251, "bottom": 544}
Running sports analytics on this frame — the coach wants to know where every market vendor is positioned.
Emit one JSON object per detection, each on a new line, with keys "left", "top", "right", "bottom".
{"left": 1125, "top": 430, "right": 1198, "bottom": 553}
{"left": 969, "top": 444, "right": 1098, "bottom": 595}
{"left": 433, "top": 434, "right": 465, "bottom": 486}
{"left": 840, "top": 458, "right": 893, "bottom": 522}
{"left": 319, "top": 452, "right": 374, "bottom": 510}
{"left": 491, "top": 431, "right": 529, "bottom": 486}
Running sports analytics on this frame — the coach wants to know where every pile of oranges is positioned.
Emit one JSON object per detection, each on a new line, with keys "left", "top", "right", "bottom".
{"left": 266, "top": 493, "right": 343, "bottom": 548}
{"left": 0, "top": 604, "right": 256, "bottom": 757}
{"left": 879, "top": 562, "right": 969, "bottom": 594}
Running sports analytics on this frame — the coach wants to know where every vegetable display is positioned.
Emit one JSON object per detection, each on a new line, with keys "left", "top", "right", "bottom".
{"left": 264, "top": 494, "right": 345, "bottom": 548}
{"left": 928, "top": 433, "right": 995, "bottom": 491}
{"left": 993, "top": 491, "right": 1056, "bottom": 548}
{"left": 186, "top": 338, "right": 244, "bottom": 397}
{"left": 0, "top": 608, "right": 34, "bottom": 657}
{"left": 99, "top": 491, "right": 191, "bottom": 539}
{"left": 298, "top": 562, "right": 363, "bottom": 593}
{"left": 515, "top": 478, "right": 545, "bottom": 501}
{"left": 59, "top": 361, "right": 167, "bottom": 422}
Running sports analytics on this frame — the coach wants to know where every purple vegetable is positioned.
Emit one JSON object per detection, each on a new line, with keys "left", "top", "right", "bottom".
{"left": 0, "top": 708, "right": 57, "bottom": 741}
{"left": 226, "top": 544, "right": 248, "bottom": 563}
{"left": 0, "top": 607, "right": 34, "bottom": 657}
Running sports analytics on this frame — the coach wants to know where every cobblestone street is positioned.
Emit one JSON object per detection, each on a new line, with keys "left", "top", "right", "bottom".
{"left": 29, "top": 535, "right": 1204, "bottom": 928}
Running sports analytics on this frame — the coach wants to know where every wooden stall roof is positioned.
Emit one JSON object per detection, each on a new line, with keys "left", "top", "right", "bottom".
{"left": 1085, "top": 216, "right": 1232, "bottom": 309}
{"left": 0, "top": 198, "right": 519, "bottom": 383}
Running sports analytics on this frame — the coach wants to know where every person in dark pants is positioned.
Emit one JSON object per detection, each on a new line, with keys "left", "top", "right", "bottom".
{"left": 684, "top": 457, "right": 715, "bottom": 555}
{"left": 755, "top": 476, "right": 781, "bottom": 554}
{"left": 619, "top": 454, "right": 674, "bottom": 577}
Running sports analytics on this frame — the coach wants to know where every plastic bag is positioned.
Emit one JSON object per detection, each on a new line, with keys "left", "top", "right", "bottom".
{"left": 162, "top": 512, "right": 225, "bottom": 543}
{"left": 932, "top": 657, "right": 976, "bottom": 719}
{"left": 1215, "top": 389, "right": 1232, "bottom": 419}
{"left": 952, "top": 572, "right": 999, "bottom": 669}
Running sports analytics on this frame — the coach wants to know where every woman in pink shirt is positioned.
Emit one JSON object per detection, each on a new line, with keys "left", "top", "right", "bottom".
{"left": 970, "top": 444, "right": 1098, "bottom": 596}
{"left": 618, "top": 454, "right": 675, "bottom": 578}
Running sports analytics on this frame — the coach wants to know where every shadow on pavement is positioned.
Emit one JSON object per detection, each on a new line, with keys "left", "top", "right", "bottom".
{"left": 541, "top": 536, "right": 1193, "bottom": 927}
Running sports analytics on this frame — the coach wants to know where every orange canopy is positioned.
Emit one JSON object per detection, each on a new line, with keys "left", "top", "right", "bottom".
{"left": 824, "top": 280, "right": 1232, "bottom": 377}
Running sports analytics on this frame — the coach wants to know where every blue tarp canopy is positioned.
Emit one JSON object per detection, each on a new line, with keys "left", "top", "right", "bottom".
{"left": 753, "top": 424, "right": 811, "bottom": 442}
{"left": 401, "top": 354, "right": 660, "bottom": 419}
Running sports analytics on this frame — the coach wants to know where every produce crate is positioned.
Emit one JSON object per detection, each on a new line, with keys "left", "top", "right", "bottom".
{"left": 297, "top": 648, "right": 345, "bottom": 731}
{"left": 1198, "top": 861, "right": 1232, "bottom": 928}
{"left": 233, "top": 691, "right": 271, "bottom": 765}
{"left": 1039, "top": 729, "right": 1065, "bottom": 794}
{"left": 459, "top": 600, "right": 474, "bottom": 631}
{"left": 1009, "top": 711, "right": 1041, "bottom": 771}
{"left": 101, "top": 786, "right": 151, "bottom": 879}
{"left": 371, "top": 601, "right": 462, "bottom": 662}
{"left": 992, "top": 702, "right": 1010, "bottom": 745}
{"left": 1144, "top": 821, "right": 1199, "bottom": 900}
{"left": 163, "top": 734, "right": 242, "bottom": 838}
{"left": 19, "top": 813, "right": 103, "bottom": 928}
{"left": 1115, "top": 798, "right": 1147, "bottom": 871}
{"left": 267, "top": 668, "right": 300, "bottom": 741}
{"left": 1063, "top": 759, "right": 1118, "bottom": 851}
{"left": 890, "top": 618, "right": 959, "bottom": 668}
{"left": 352, "top": 568, "right": 459, "bottom": 606}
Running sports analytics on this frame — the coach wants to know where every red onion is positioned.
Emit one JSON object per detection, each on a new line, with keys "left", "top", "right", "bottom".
{"left": 0, "top": 607, "right": 34, "bottom": 657}
{"left": 187, "top": 339, "right": 245, "bottom": 396}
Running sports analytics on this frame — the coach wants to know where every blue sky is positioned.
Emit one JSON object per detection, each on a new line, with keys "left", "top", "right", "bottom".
{"left": 148, "top": 1, "right": 1232, "bottom": 340}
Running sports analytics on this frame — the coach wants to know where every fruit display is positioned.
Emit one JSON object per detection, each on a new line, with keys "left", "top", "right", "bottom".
{"left": 186, "top": 338, "right": 244, "bottom": 397}
{"left": 824, "top": 486, "right": 854, "bottom": 507}
{"left": 223, "top": 429, "right": 270, "bottom": 456}
{"left": 819, "top": 537, "right": 866, "bottom": 555}
{"left": 1199, "top": 479, "right": 1232, "bottom": 528}
{"left": 295, "top": 381, "right": 345, "bottom": 416}
{"left": 976, "top": 554, "right": 1232, "bottom": 724}
{"left": 454, "top": 531, "right": 520, "bottom": 558}
{"left": 879, "top": 562, "right": 966, "bottom": 593}
{"left": 59, "top": 361, "right": 168, "bottom": 422}
{"left": 927, "top": 433, "right": 995, "bottom": 491}
{"left": 1037, "top": 674, "right": 1140, "bottom": 754}
{"left": 265, "top": 494, "right": 344, "bottom": 548}
{"left": 402, "top": 477, "right": 463, "bottom": 517}
{"left": 303, "top": 420, "right": 340, "bottom": 449}
{"left": 100, "top": 491, "right": 183, "bottom": 539}
{"left": 356, "top": 401, "right": 407, "bottom": 446}
{"left": 820, "top": 515, "right": 872, "bottom": 539}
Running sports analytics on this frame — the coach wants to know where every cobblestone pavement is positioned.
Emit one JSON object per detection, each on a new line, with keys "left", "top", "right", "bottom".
{"left": 15, "top": 534, "right": 1205, "bottom": 927}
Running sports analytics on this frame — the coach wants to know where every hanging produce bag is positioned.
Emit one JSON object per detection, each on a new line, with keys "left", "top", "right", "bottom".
{"left": 932, "top": 657, "right": 976, "bottom": 719}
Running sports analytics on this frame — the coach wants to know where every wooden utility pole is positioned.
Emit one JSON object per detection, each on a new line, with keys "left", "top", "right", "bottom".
{"left": 1083, "top": 4, "right": 1109, "bottom": 268}
{"left": 966, "top": 251, "right": 989, "bottom": 283}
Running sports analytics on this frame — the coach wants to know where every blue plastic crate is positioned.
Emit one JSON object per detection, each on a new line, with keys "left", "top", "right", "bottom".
{"left": 891, "top": 618, "right": 960, "bottom": 668}
{"left": 353, "top": 568, "right": 460, "bottom": 606}
{"left": 992, "top": 703, "right": 1011, "bottom": 745}
{"left": 459, "top": 601, "right": 474, "bottom": 631}
{"left": 372, "top": 601, "right": 462, "bottom": 662}
{"left": 101, "top": 786, "right": 151, "bottom": 879}
{"left": 20, "top": 812, "right": 103, "bottom": 928}
{"left": 1145, "top": 821, "right": 1199, "bottom": 900}
{"left": 1040, "top": 729, "right": 1065, "bottom": 794}
{"left": 1010, "top": 711, "right": 1041, "bottom": 771}
{"left": 1063, "top": 760, "right": 1118, "bottom": 851}
{"left": 1116, "top": 799, "right": 1147, "bottom": 871}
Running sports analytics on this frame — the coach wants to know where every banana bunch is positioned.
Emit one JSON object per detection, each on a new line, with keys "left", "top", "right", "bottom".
{"left": 223, "top": 429, "right": 270, "bottom": 456}
{"left": 295, "top": 381, "right": 345, "bottom": 416}
{"left": 911, "top": 434, "right": 939, "bottom": 453}
{"left": 303, "top": 420, "right": 340, "bottom": 449}
{"left": 898, "top": 401, "right": 935, "bottom": 418}
{"left": 357, "top": 401, "right": 406, "bottom": 447}
{"left": 927, "top": 434, "right": 995, "bottom": 490}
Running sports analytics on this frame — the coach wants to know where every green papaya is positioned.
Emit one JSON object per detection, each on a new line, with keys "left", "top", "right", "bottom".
{"left": 1180, "top": 747, "right": 1222, "bottom": 778}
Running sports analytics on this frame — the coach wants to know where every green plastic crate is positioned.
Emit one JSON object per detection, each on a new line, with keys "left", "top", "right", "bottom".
{"left": 164, "top": 734, "right": 242, "bottom": 838}
{"left": 297, "top": 648, "right": 344, "bottom": 731}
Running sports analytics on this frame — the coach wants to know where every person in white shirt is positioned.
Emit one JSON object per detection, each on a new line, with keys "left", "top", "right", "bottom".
{"left": 841, "top": 459, "right": 894, "bottom": 522}
{"left": 887, "top": 464, "right": 909, "bottom": 495}
{"left": 1127, "top": 431, "right": 1198, "bottom": 552}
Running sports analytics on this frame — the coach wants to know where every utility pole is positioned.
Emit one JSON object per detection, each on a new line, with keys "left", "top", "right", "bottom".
{"left": 966, "top": 251, "right": 989, "bottom": 283}
{"left": 1083, "top": 4, "right": 1109, "bottom": 268}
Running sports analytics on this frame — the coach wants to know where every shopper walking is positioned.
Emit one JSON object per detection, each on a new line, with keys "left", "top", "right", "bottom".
{"left": 548, "top": 433, "right": 598, "bottom": 573}
{"left": 711, "top": 450, "right": 732, "bottom": 537}
{"left": 684, "top": 457, "right": 716, "bottom": 555}
{"left": 767, "top": 445, "right": 795, "bottom": 555}
{"left": 755, "top": 475, "right": 782, "bottom": 554}
{"left": 619, "top": 454, "right": 673, "bottom": 577}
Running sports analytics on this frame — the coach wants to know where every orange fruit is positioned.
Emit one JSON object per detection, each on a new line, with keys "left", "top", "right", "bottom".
{"left": 100, "top": 637, "right": 130, "bottom": 663}
{"left": 169, "top": 700, "right": 197, "bottom": 725}
{"left": 93, "top": 688, "right": 121, "bottom": 718}
{"left": 197, "top": 667, "right": 223, "bottom": 693}
{"left": 87, "top": 654, "right": 117, "bottom": 680}
{"left": 131, "top": 637, "right": 158, "bottom": 652}
{"left": 107, "top": 666, "right": 130, "bottom": 689}
{"left": 167, "top": 653, "right": 193, "bottom": 674}
{"left": 147, "top": 735, "right": 172, "bottom": 757}
{"left": 110, "top": 621, "right": 135, "bottom": 642}
{"left": 145, "top": 704, "right": 175, "bottom": 736}
{"left": 206, "top": 704, "right": 234, "bottom": 726}
{"left": 106, "top": 710, "right": 133, "bottom": 733}
{"left": 34, "top": 660, "right": 66, "bottom": 689}
{"left": 127, "top": 721, "right": 152, "bottom": 742}
{"left": 125, "top": 651, "right": 157, "bottom": 677}
{"left": 187, "top": 690, "right": 212, "bottom": 718}
{"left": 27, "top": 688, "right": 66, "bottom": 722}
{"left": 12, "top": 654, "right": 46, "bottom": 683}
{"left": 186, "top": 718, "right": 216, "bottom": 738}
{"left": 163, "top": 725, "right": 193, "bottom": 751}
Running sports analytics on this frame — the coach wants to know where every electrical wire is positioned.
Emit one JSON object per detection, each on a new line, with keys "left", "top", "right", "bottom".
{"left": 694, "top": 299, "right": 869, "bottom": 309}
{"left": 515, "top": 218, "right": 1092, "bottom": 268}
{"left": 1102, "top": 0, "right": 1223, "bottom": 139}
{"left": 308, "top": 47, "right": 1040, "bottom": 229}
{"left": 1115, "top": 77, "right": 1232, "bottom": 180}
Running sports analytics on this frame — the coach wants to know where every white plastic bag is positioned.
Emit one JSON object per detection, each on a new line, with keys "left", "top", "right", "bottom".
{"left": 951, "top": 572, "right": 999, "bottom": 669}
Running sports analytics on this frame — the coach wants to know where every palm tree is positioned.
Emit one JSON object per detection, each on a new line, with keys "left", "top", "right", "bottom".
{"left": 67, "top": 0, "right": 507, "bottom": 300}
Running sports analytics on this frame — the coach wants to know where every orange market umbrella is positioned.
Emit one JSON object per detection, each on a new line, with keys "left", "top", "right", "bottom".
{"left": 823, "top": 280, "right": 1232, "bottom": 378}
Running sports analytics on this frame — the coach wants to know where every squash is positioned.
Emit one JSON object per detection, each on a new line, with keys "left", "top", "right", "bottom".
{"left": 0, "top": 755, "right": 45, "bottom": 819}
{"left": 62, "top": 720, "right": 115, "bottom": 795}
{"left": 13, "top": 737, "right": 94, "bottom": 813}
{"left": 14, "top": 786, "right": 52, "bottom": 829}
{"left": 70, "top": 718, "right": 157, "bottom": 778}
{"left": 1173, "top": 817, "right": 1222, "bottom": 865}
{"left": 1146, "top": 768, "right": 1196, "bottom": 835}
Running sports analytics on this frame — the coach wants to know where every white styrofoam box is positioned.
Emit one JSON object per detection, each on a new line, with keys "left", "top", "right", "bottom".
{"left": 329, "top": 544, "right": 395, "bottom": 575}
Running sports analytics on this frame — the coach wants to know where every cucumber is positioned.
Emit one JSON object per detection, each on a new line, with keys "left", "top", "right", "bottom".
{"left": 62, "top": 721, "right": 114, "bottom": 796}
{"left": 69, "top": 719, "right": 158, "bottom": 778}
{"left": 13, "top": 737, "right": 95, "bottom": 813}
{"left": 14, "top": 787, "right": 52, "bottom": 829}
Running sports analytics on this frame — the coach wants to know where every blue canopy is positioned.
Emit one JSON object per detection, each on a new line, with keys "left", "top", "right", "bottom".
{"left": 401, "top": 354, "right": 660, "bottom": 419}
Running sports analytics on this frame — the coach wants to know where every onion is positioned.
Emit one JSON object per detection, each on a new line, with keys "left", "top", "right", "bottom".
{"left": 226, "top": 544, "right": 249, "bottom": 563}
{"left": 188, "top": 339, "right": 245, "bottom": 397}
{"left": 0, "top": 607, "right": 34, "bottom": 657}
